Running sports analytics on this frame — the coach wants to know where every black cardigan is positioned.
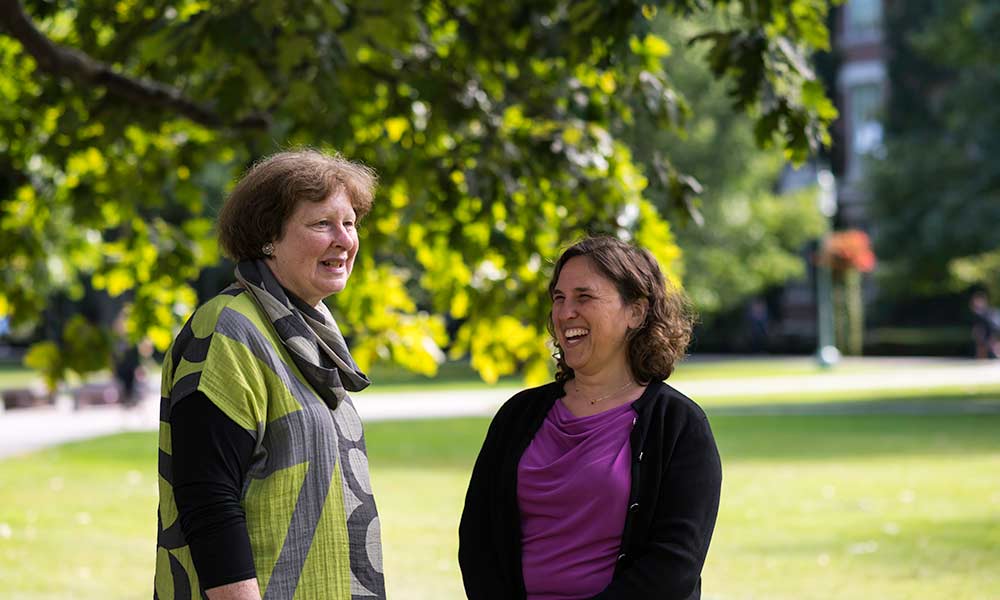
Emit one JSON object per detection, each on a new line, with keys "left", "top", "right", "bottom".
{"left": 458, "top": 380, "right": 722, "bottom": 600}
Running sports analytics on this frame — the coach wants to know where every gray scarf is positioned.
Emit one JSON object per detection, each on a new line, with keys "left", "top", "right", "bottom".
{"left": 234, "top": 259, "right": 370, "bottom": 410}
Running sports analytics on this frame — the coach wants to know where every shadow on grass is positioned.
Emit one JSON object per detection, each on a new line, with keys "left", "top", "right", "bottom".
{"left": 711, "top": 412, "right": 1000, "bottom": 461}
{"left": 365, "top": 417, "right": 490, "bottom": 469}
{"left": 18, "top": 431, "right": 158, "bottom": 467}
{"left": 363, "top": 410, "right": 1000, "bottom": 471}
{"left": 709, "top": 395, "right": 1000, "bottom": 415}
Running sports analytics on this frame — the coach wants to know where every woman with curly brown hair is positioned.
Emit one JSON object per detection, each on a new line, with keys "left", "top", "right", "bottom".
{"left": 459, "top": 236, "right": 722, "bottom": 600}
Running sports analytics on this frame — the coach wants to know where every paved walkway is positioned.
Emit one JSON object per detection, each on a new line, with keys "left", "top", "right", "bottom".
{"left": 2, "top": 358, "right": 999, "bottom": 459}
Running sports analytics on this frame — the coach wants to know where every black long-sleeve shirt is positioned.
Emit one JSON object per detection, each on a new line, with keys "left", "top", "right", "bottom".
{"left": 458, "top": 380, "right": 722, "bottom": 600}
{"left": 170, "top": 392, "right": 257, "bottom": 589}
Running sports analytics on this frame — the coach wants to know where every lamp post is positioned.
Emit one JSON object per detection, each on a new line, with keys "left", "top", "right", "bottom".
{"left": 816, "top": 169, "right": 840, "bottom": 367}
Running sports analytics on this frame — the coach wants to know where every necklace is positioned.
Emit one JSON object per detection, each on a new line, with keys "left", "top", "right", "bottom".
{"left": 574, "top": 379, "right": 634, "bottom": 405}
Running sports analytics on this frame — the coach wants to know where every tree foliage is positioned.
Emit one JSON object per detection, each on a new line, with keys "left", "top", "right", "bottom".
{"left": 0, "top": 0, "right": 836, "bottom": 384}
{"left": 868, "top": 0, "right": 1000, "bottom": 297}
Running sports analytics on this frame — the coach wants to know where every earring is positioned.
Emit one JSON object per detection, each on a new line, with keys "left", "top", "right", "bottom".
{"left": 262, "top": 242, "right": 275, "bottom": 257}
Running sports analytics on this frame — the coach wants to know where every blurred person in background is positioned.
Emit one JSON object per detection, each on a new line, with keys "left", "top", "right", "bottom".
{"left": 970, "top": 290, "right": 1000, "bottom": 359}
{"left": 111, "top": 306, "right": 146, "bottom": 408}
{"left": 746, "top": 298, "right": 770, "bottom": 354}
{"left": 154, "top": 150, "right": 385, "bottom": 599}
{"left": 459, "top": 236, "right": 722, "bottom": 600}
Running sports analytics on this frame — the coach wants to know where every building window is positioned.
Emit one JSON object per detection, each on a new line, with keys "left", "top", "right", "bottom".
{"left": 847, "top": 82, "right": 883, "bottom": 180}
{"left": 845, "top": 0, "right": 883, "bottom": 39}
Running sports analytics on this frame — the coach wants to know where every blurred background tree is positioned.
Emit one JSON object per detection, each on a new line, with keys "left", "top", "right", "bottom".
{"left": 867, "top": 0, "right": 1000, "bottom": 300}
{"left": 632, "top": 16, "right": 828, "bottom": 320}
{"left": 0, "top": 0, "right": 836, "bottom": 384}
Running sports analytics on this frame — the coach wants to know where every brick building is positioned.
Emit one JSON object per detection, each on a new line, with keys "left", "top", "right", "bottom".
{"left": 831, "top": 0, "right": 887, "bottom": 228}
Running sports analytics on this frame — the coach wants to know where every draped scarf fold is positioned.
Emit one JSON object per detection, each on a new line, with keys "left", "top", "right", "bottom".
{"left": 234, "top": 259, "right": 370, "bottom": 410}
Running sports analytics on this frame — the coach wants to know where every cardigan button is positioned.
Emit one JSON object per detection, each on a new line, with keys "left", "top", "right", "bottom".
{"left": 637, "top": 451, "right": 644, "bottom": 462}
{"left": 617, "top": 553, "right": 627, "bottom": 562}
{"left": 629, "top": 502, "right": 639, "bottom": 513}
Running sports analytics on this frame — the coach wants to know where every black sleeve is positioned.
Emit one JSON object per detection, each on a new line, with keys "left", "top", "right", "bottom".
{"left": 170, "top": 391, "right": 257, "bottom": 589}
{"left": 593, "top": 414, "right": 723, "bottom": 600}
{"left": 458, "top": 403, "right": 518, "bottom": 600}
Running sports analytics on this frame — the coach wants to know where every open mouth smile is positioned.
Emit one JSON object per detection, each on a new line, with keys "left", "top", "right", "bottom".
{"left": 563, "top": 327, "right": 589, "bottom": 345}
{"left": 320, "top": 258, "right": 346, "bottom": 268}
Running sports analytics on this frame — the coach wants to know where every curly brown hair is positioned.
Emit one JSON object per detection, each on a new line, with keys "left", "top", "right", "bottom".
{"left": 547, "top": 236, "right": 695, "bottom": 384}
{"left": 217, "top": 149, "right": 377, "bottom": 261}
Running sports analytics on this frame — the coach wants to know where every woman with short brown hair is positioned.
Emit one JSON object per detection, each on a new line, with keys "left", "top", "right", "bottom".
{"left": 154, "top": 149, "right": 384, "bottom": 599}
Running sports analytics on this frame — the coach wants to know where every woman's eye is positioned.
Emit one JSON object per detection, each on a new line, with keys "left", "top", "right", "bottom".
{"left": 343, "top": 220, "right": 355, "bottom": 229}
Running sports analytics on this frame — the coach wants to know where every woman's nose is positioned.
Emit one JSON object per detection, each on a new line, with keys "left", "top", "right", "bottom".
{"left": 555, "top": 301, "right": 578, "bottom": 319}
{"left": 331, "top": 225, "right": 354, "bottom": 248}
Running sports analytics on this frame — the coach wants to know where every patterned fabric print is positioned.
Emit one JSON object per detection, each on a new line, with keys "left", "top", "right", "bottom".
{"left": 234, "top": 259, "right": 370, "bottom": 410}
{"left": 155, "top": 286, "right": 244, "bottom": 599}
{"left": 153, "top": 285, "right": 385, "bottom": 599}
{"left": 329, "top": 398, "right": 384, "bottom": 598}
{"left": 218, "top": 307, "right": 385, "bottom": 599}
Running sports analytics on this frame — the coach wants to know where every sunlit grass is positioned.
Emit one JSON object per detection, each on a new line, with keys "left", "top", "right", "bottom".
{"left": 2, "top": 405, "right": 999, "bottom": 599}
{"left": 0, "top": 433, "right": 157, "bottom": 599}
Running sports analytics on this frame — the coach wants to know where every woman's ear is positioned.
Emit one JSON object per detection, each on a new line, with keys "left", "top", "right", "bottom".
{"left": 628, "top": 298, "right": 649, "bottom": 329}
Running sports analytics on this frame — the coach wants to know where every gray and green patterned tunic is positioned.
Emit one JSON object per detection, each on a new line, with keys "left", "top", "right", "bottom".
{"left": 154, "top": 287, "right": 384, "bottom": 599}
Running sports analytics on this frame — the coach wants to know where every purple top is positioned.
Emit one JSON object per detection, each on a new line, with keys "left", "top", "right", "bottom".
{"left": 517, "top": 398, "right": 636, "bottom": 600}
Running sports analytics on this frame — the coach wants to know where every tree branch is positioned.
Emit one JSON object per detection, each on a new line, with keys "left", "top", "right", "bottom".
{"left": 0, "top": 0, "right": 269, "bottom": 131}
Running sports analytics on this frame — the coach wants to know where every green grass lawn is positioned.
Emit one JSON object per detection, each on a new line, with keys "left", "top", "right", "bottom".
{"left": 706, "top": 414, "right": 1000, "bottom": 600}
{"left": 2, "top": 399, "right": 999, "bottom": 599}
{"left": 375, "top": 413, "right": 1000, "bottom": 600}
{"left": 0, "top": 433, "right": 158, "bottom": 599}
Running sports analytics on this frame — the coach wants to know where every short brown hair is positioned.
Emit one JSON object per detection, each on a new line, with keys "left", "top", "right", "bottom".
{"left": 547, "top": 236, "right": 695, "bottom": 384}
{"left": 217, "top": 149, "right": 378, "bottom": 261}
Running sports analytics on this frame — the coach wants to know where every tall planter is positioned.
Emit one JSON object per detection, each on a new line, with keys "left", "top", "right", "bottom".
{"left": 833, "top": 269, "right": 865, "bottom": 355}
{"left": 819, "top": 230, "right": 876, "bottom": 356}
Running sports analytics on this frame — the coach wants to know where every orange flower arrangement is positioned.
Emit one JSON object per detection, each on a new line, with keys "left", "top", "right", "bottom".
{"left": 818, "top": 229, "right": 876, "bottom": 273}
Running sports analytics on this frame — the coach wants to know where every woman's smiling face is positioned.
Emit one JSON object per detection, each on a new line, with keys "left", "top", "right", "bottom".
{"left": 269, "top": 190, "right": 358, "bottom": 306}
{"left": 551, "top": 256, "right": 643, "bottom": 378}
